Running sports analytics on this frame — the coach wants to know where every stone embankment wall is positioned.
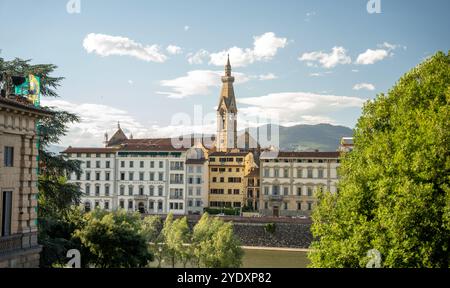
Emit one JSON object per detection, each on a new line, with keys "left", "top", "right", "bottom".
{"left": 232, "top": 222, "right": 312, "bottom": 249}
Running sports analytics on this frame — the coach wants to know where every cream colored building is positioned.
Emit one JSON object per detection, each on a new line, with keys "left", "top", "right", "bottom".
{"left": 0, "top": 95, "right": 51, "bottom": 268}
{"left": 259, "top": 151, "right": 340, "bottom": 217}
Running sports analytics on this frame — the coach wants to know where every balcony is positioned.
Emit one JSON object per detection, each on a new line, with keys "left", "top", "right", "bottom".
{"left": 169, "top": 194, "right": 183, "bottom": 200}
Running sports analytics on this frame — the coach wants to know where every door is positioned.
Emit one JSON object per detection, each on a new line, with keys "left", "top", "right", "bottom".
{"left": 272, "top": 206, "right": 279, "bottom": 217}
{"left": 138, "top": 202, "right": 145, "bottom": 214}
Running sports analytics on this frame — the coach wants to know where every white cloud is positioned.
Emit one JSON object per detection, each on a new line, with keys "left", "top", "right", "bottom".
{"left": 356, "top": 42, "right": 405, "bottom": 65}
{"left": 184, "top": 25, "right": 190, "bottom": 31}
{"left": 304, "top": 11, "right": 316, "bottom": 22}
{"left": 257, "top": 73, "right": 277, "bottom": 80}
{"left": 187, "top": 49, "right": 210, "bottom": 64}
{"left": 166, "top": 45, "right": 182, "bottom": 55}
{"left": 83, "top": 33, "right": 167, "bottom": 63}
{"left": 237, "top": 92, "right": 366, "bottom": 125}
{"left": 299, "top": 46, "right": 351, "bottom": 68}
{"left": 208, "top": 32, "right": 288, "bottom": 67}
{"left": 353, "top": 83, "right": 375, "bottom": 91}
{"left": 355, "top": 49, "right": 389, "bottom": 65}
{"left": 157, "top": 70, "right": 250, "bottom": 99}
{"left": 41, "top": 99, "right": 152, "bottom": 147}
{"left": 127, "top": 80, "right": 134, "bottom": 85}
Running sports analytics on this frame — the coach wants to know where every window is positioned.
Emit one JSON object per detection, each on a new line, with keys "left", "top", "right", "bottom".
{"left": 307, "top": 187, "right": 313, "bottom": 197}
{"left": 96, "top": 161, "right": 100, "bottom": 168}
{"left": 1, "top": 191, "right": 13, "bottom": 236}
{"left": 264, "top": 202, "right": 268, "bottom": 209}
{"left": 297, "top": 168, "right": 302, "bottom": 178}
{"left": 120, "top": 201, "right": 124, "bottom": 209}
{"left": 149, "top": 201, "right": 154, "bottom": 210}
{"left": 220, "top": 177, "right": 224, "bottom": 183}
{"left": 159, "top": 161, "right": 163, "bottom": 168}
{"left": 95, "top": 185, "right": 100, "bottom": 196}
{"left": 105, "top": 185, "right": 110, "bottom": 196}
{"left": 95, "top": 201, "right": 100, "bottom": 208}
{"left": 188, "top": 166, "right": 194, "bottom": 173}
{"left": 318, "top": 169, "right": 324, "bottom": 179}
{"left": 120, "top": 172, "right": 125, "bottom": 181}
{"left": 140, "top": 161, "right": 144, "bottom": 168}
{"left": 272, "top": 185, "right": 280, "bottom": 195}
{"left": 77, "top": 153, "right": 81, "bottom": 158}
{"left": 297, "top": 202, "right": 302, "bottom": 210}
{"left": 120, "top": 186, "right": 125, "bottom": 196}
{"left": 4, "top": 147, "right": 14, "bottom": 167}
{"left": 188, "top": 188, "right": 193, "bottom": 196}
{"left": 284, "top": 168, "right": 289, "bottom": 178}
{"left": 149, "top": 186, "right": 154, "bottom": 196}
{"left": 158, "top": 201, "right": 163, "bottom": 210}
{"left": 105, "top": 161, "right": 110, "bottom": 168}
{"left": 96, "top": 153, "right": 101, "bottom": 158}
{"left": 150, "top": 161, "right": 154, "bottom": 168}
{"left": 150, "top": 172, "right": 155, "bottom": 181}
{"left": 297, "top": 187, "right": 302, "bottom": 196}
{"left": 158, "top": 172, "right": 164, "bottom": 181}
{"left": 188, "top": 200, "right": 193, "bottom": 207}
{"left": 233, "top": 189, "right": 240, "bottom": 195}
{"left": 95, "top": 172, "right": 100, "bottom": 181}
{"left": 264, "top": 168, "right": 270, "bottom": 177}
{"left": 210, "top": 157, "right": 215, "bottom": 162}
{"left": 121, "top": 161, "right": 125, "bottom": 168}
{"left": 308, "top": 202, "right": 313, "bottom": 211}
{"left": 196, "top": 177, "right": 201, "bottom": 184}
{"left": 196, "top": 166, "right": 202, "bottom": 173}
{"left": 158, "top": 186, "right": 163, "bottom": 196}
{"left": 104, "top": 201, "right": 109, "bottom": 210}
{"left": 129, "top": 161, "right": 134, "bottom": 168}
{"left": 284, "top": 202, "right": 288, "bottom": 210}
{"left": 264, "top": 186, "right": 269, "bottom": 195}
{"left": 139, "top": 186, "right": 144, "bottom": 196}
{"left": 283, "top": 187, "right": 289, "bottom": 196}
{"left": 86, "top": 161, "right": 91, "bottom": 168}
{"left": 105, "top": 172, "right": 110, "bottom": 181}
{"left": 307, "top": 168, "right": 313, "bottom": 178}
{"left": 274, "top": 168, "right": 279, "bottom": 178}
{"left": 196, "top": 187, "right": 201, "bottom": 196}
{"left": 128, "top": 201, "right": 133, "bottom": 209}
{"left": 139, "top": 172, "right": 144, "bottom": 181}
{"left": 129, "top": 172, "right": 134, "bottom": 181}
{"left": 212, "top": 177, "right": 217, "bottom": 183}
{"left": 196, "top": 200, "right": 202, "bottom": 207}
{"left": 129, "top": 186, "right": 133, "bottom": 196}
{"left": 85, "top": 184, "right": 90, "bottom": 195}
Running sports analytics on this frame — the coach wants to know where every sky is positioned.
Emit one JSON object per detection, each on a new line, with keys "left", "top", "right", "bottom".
{"left": 1, "top": 0, "right": 449, "bottom": 147}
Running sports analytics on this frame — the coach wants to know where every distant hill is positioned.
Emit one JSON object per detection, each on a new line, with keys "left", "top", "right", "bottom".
{"left": 244, "top": 123, "right": 353, "bottom": 152}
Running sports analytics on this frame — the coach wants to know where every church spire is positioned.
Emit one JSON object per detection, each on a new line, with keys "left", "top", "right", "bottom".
{"left": 225, "top": 54, "right": 231, "bottom": 76}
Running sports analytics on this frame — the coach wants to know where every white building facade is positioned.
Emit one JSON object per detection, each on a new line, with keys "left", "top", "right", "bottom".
{"left": 259, "top": 151, "right": 340, "bottom": 217}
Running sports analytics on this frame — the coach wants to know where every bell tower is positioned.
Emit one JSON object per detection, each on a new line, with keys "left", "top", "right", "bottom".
{"left": 216, "top": 55, "right": 238, "bottom": 152}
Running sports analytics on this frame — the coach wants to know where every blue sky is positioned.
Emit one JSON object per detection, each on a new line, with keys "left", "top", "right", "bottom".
{"left": 1, "top": 0, "right": 449, "bottom": 147}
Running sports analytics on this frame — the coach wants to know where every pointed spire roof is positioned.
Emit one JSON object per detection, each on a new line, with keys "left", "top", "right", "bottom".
{"left": 217, "top": 55, "right": 237, "bottom": 113}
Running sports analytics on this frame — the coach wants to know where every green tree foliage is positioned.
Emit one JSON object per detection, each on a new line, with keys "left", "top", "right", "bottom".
{"left": 73, "top": 210, "right": 153, "bottom": 268}
{"left": 309, "top": 51, "right": 450, "bottom": 268}
{"left": 192, "top": 213, "right": 243, "bottom": 268}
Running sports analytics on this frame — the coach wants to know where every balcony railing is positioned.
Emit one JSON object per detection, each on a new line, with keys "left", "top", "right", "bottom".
{"left": 0, "top": 234, "right": 23, "bottom": 255}
{"left": 169, "top": 194, "right": 183, "bottom": 200}
{"left": 267, "top": 195, "right": 283, "bottom": 201}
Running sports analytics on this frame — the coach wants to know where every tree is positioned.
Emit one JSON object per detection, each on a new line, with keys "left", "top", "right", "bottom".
{"left": 192, "top": 213, "right": 243, "bottom": 268}
{"left": 309, "top": 51, "right": 450, "bottom": 268}
{"left": 73, "top": 209, "right": 153, "bottom": 268}
{"left": 168, "top": 217, "right": 191, "bottom": 268}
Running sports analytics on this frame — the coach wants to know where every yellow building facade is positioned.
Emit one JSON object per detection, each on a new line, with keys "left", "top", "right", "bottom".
{"left": 208, "top": 152, "right": 254, "bottom": 209}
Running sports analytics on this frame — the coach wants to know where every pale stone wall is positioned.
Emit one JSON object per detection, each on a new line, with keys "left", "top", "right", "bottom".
{"left": 0, "top": 102, "right": 43, "bottom": 268}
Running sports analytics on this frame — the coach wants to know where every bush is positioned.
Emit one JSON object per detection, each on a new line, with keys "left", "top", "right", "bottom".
{"left": 264, "top": 223, "right": 276, "bottom": 234}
